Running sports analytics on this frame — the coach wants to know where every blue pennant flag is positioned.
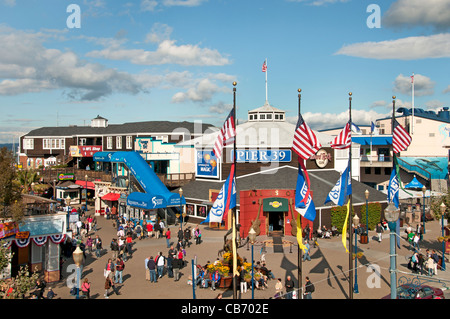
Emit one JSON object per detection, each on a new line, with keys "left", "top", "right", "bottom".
{"left": 201, "top": 165, "right": 236, "bottom": 224}
{"left": 295, "top": 167, "right": 316, "bottom": 221}
{"left": 388, "top": 164, "right": 401, "bottom": 248}
{"left": 388, "top": 165, "right": 399, "bottom": 209}
{"left": 324, "top": 160, "right": 352, "bottom": 206}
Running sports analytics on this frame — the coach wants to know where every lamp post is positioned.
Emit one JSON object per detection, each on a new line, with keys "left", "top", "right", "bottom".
{"left": 85, "top": 174, "right": 88, "bottom": 211}
{"left": 422, "top": 185, "right": 426, "bottom": 234}
{"left": 72, "top": 245, "right": 84, "bottom": 299}
{"left": 353, "top": 214, "right": 360, "bottom": 294}
{"left": 365, "top": 190, "right": 369, "bottom": 243}
{"left": 248, "top": 228, "right": 257, "bottom": 300}
{"left": 179, "top": 188, "right": 183, "bottom": 231}
{"left": 384, "top": 202, "right": 400, "bottom": 299}
{"left": 440, "top": 202, "right": 447, "bottom": 271}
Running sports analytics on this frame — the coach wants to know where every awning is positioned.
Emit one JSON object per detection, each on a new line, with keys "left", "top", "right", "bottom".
{"left": 101, "top": 193, "right": 121, "bottom": 201}
{"left": 352, "top": 136, "right": 392, "bottom": 146}
{"left": 127, "top": 192, "right": 186, "bottom": 210}
{"left": 75, "top": 180, "right": 95, "bottom": 190}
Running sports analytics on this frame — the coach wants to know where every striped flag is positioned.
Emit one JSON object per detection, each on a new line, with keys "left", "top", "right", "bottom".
{"left": 331, "top": 122, "right": 351, "bottom": 149}
{"left": 213, "top": 109, "right": 236, "bottom": 158}
{"left": 392, "top": 120, "right": 412, "bottom": 154}
{"left": 262, "top": 60, "right": 267, "bottom": 72}
{"left": 292, "top": 114, "right": 321, "bottom": 161}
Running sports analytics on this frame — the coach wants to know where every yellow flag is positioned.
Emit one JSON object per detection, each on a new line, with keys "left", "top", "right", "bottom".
{"left": 297, "top": 213, "right": 307, "bottom": 253}
{"left": 342, "top": 200, "right": 350, "bottom": 253}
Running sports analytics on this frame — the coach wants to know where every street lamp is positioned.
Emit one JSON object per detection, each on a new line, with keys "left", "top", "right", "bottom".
{"left": 72, "top": 244, "right": 84, "bottom": 299}
{"left": 384, "top": 202, "right": 400, "bottom": 299}
{"left": 365, "top": 189, "right": 369, "bottom": 243}
{"left": 422, "top": 185, "right": 426, "bottom": 234}
{"left": 353, "top": 214, "right": 360, "bottom": 294}
{"left": 440, "top": 202, "right": 447, "bottom": 271}
{"left": 248, "top": 228, "right": 257, "bottom": 299}
{"left": 179, "top": 188, "right": 183, "bottom": 231}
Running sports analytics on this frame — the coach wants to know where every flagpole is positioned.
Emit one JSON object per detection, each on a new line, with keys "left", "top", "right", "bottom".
{"left": 232, "top": 81, "right": 238, "bottom": 299}
{"left": 411, "top": 73, "right": 414, "bottom": 135}
{"left": 297, "top": 88, "right": 303, "bottom": 298}
{"left": 265, "top": 58, "right": 268, "bottom": 103}
{"left": 348, "top": 92, "right": 354, "bottom": 299}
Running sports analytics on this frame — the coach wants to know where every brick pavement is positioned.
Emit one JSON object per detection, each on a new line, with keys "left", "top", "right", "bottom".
{"left": 47, "top": 208, "right": 450, "bottom": 300}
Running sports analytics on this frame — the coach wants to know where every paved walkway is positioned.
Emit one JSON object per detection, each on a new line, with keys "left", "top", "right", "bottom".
{"left": 47, "top": 209, "right": 450, "bottom": 300}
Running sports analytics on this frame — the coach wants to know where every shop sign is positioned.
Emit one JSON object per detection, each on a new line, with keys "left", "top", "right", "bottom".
{"left": 70, "top": 145, "right": 103, "bottom": 157}
{"left": 58, "top": 173, "right": 75, "bottom": 181}
{"left": 263, "top": 197, "right": 289, "bottom": 212}
{"left": 232, "top": 149, "right": 291, "bottom": 163}
{"left": 311, "top": 148, "right": 332, "bottom": 169}
{"left": 15, "top": 231, "right": 30, "bottom": 239}
{"left": 196, "top": 150, "right": 219, "bottom": 179}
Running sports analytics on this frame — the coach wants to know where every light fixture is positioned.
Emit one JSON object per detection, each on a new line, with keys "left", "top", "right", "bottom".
{"left": 384, "top": 202, "right": 400, "bottom": 224}
{"left": 248, "top": 228, "right": 257, "bottom": 244}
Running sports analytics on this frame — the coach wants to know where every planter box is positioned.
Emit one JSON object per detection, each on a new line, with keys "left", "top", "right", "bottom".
{"left": 446, "top": 242, "right": 450, "bottom": 254}
{"left": 360, "top": 235, "right": 368, "bottom": 244}
{"left": 219, "top": 276, "right": 233, "bottom": 288}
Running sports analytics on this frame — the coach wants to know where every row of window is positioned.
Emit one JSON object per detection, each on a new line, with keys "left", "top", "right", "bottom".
{"left": 23, "top": 136, "right": 134, "bottom": 150}
{"left": 106, "top": 136, "right": 133, "bottom": 150}
{"left": 248, "top": 113, "right": 284, "bottom": 121}
{"left": 364, "top": 167, "right": 392, "bottom": 175}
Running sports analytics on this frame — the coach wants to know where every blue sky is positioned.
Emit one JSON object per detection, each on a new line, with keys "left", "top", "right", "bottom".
{"left": 0, "top": 0, "right": 449, "bottom": 143}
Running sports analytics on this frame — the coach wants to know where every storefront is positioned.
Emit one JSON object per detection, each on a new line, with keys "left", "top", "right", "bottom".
{"left": 0, "top": 213, "right": 67, "bottom": 283}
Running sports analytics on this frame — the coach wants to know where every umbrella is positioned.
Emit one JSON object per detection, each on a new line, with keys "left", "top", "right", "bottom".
{"left": 404, "top": 175, "right": 424, "bottom": 189}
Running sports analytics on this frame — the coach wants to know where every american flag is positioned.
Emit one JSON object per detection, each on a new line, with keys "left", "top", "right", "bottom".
{"left": 392, "top": 120, "right": 412, "bottom": 154}
{"left": 292, "top": 114, "right": 321, "bottom": 160}
{"left": 213, "top": 109, "right": 236, "bottom": 158}
{"left": 262, "top": 60, "right": 267, "bottom": 72}
{"left": 331, "top": 122, "right": 351, "bottom": 149}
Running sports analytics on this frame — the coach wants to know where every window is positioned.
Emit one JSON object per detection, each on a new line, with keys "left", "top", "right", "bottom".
{"left": 23, "top": 138, "right": 34, "bottom": 150}
{"left": 116, "top": 136, "right": 122, "bottom": 149}
{"left": 275, "top": 114, "right": 279, "bottom": 120}
{"left": 107, "top": 136, "right": 113, "bottom": 149}
{"left": 249, "top": 115, "right": 254, "bottom": 120}
{"left": 79, "top": 138, "right": 86, "bottom": 146}
{"left": 126, "top": 136, "right": 133, "bottom": 149}
{"left": 384, "top": 167, "right": 392, "bottom": 175}
{"left": 279, "top": 114, "right": 284, "bottom": 120}
{"left": 266, "top": 114, "right": 272, "bottom": 120}
{"left": 429, "top": 133, "right": 435, "bottom": 137}
{"left": 364, "top": 167, "right": 371, "bottom": 174}
{"left": 374, "top": 167, "right": 381, "bottom": 175}
{"left": 260, "top": 114, "right": 265, "bottom": 120}
{"left": 43, "top": 138, "right": 65, "bottom": 150}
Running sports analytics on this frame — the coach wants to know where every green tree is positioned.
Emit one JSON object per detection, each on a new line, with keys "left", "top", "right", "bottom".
{"left": 0, "top": 147, "right": 22, "bottom": 219}
{"left": 359, "top": 202, "right": 382, "bottom": 231}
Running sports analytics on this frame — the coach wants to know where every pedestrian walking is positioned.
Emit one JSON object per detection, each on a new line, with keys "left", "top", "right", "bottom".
{"left": 81, "top": 278, "right": 91, "bottom": 299}
{"left": 167, "top": 252, "right": 174, "bottom": 278}
{"left": 173, "top": 254, "right": 182, "bottom": 281}
{"left": 302, "top": 240, "right": 311, "bottom": 261}
{"left": 285, "top": 275, "right": 294, "bottom": 299}
{"left": 239, "top": 267, "right": 247, "bottom": 294}
{"left": 94, "top": 235, "right": 102, "bottom": 258}
{"left": 376, "top": 223, "right": 383, "bottom": 242}
{"left": 147, "top": 255, "right": 157, "bottom": 283}
{"left": 144, "top": 256, "right": 150, "bottom": 281}
{"left": 110, "top": 238, "right": 119, "bottom": 260}
{"left": 165, "top": 228, "right": 171, "bottom": 248}
{"left": 156, "top": 252, "right": 165, "bottom": 278}
{"left": 304, "top": 276, "right": 315, "bottom": 299}
{"left": 194, "top": 226, "right": 202, "bottom": 245}
{"left": 104, "top": 271, "right": 119, "bottom": 298}
{"left": 115, "top": 257, "right": 125, "bottom": 284}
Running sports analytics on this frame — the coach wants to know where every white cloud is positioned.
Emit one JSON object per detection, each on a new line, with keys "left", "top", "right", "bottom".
{"left": 162, "top": 0, "right": 208, "bottom": 7}
{"left": 443, "top": 85, "right": 450, "bottom": 93}
{"left": 335, "top": 33, "right": 450, "bottom": 60}
{"left": 393, "top": 73, "right": 435, "bottom": 96}
{"left": 87, "top": 39, "right": 230, "bottom": 66}
{"left": 0, "top": 27, "right": 147, "bottom": 100}
{"left": 287, "top": 109, "right": 390, "bottom": 130}
{"left": 383, "top": 0, "right": 450, "bottom": 31}
{"left": 171, "top": 78, "right": 229, "bottom": 103}
{"left": 287, "top": 0, "right": 349, "bottom": 6}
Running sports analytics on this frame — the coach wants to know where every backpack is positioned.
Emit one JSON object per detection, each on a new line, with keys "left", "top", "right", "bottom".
{"left": 310, "top": 283, "right": 315, "bottom": 293}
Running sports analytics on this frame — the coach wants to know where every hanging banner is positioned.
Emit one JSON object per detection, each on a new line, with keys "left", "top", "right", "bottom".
{"left": 32, "top": 236, "right": 47, "bottom": 246}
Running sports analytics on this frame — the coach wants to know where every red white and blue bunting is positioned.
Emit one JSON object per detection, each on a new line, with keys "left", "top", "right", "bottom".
{"left": 1, "top": 234, "right": 66, "bottom": 248}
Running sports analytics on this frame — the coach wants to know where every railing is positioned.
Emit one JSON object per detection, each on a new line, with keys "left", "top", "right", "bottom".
{"left": 396, "top": 157, "right": 432, "bottom": 180}
{"left": 360, "top": 155, "right": 392, "bottom": 163}
{"left": 36, "top": 168, "right": 194, "bottom": 187}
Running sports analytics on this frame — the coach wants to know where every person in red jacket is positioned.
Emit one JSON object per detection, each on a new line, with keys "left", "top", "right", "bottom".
{"left": 165, "top": 228, "right": 171, "bottom": 248}
{"left": 210, "top": 270, "right": 221, "bottom": 291}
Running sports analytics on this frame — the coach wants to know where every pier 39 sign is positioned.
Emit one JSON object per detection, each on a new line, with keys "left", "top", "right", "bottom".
{"left": 232, "top": 150, "right": 291, "bottom": 163}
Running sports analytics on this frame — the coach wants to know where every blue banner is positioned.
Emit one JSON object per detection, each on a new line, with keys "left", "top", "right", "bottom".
{"left": 196, "top": 150, "right": 219, "bottom": 178}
